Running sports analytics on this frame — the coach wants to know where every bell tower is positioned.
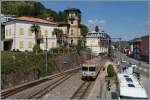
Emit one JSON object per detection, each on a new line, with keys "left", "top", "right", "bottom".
{"left": 65, "top": 8, "right": 81, "bottom": 46}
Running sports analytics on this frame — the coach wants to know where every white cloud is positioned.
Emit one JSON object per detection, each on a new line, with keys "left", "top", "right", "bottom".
{"left": 88, "top": 19, "right": 95, "bottom": 24}
{"left": 87, "top": 19, "right": 107, "bottom": 31}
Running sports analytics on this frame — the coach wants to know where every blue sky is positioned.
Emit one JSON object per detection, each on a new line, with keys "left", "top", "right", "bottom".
{"left": 40, "top": 1, "right": 148, "bottom": 41}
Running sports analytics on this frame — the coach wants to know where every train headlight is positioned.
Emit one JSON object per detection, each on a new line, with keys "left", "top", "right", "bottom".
{"left": 83, "top": 72, "right": 85, "bottom": 75}
{"left": 91, "top": 73, "right": 95, "bottom": 76}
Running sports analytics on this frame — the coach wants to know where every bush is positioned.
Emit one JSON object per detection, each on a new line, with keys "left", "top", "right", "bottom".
{"left": 33, "top": 44, "right": 41, "bottom": 53}
{"left": 49, "top": 47, "right": 59, "bottom": 53}
{"left": 107, "top": 64, "right": 115, "bottom": 77}
{"left": 49, "top": 47, "right": 66, "bottom": 54}
{"left": 25, "top": 50, "right": 29, "bottom": 52}
{"left": 1, "top": 63, "right": 15, "bottom": 73}
{"left": 16, "top": 49, "right": 20, "bottom": 52}
{"left": 76, "top": 39, "right": 83, "bottom": 50}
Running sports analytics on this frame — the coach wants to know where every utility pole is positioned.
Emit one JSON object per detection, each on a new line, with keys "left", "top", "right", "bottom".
{"left": 45, "top": 36, "right": 48, "bottom": 73}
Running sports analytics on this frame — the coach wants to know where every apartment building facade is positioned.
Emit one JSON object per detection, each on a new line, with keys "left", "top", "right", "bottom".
{"left": 4, "top": 16, "right": 61, "bottom": 51}
{"left": 86, "top": 31, "right": 111, "bottom": 55}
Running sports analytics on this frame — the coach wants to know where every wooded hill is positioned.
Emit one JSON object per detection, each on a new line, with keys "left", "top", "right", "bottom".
{"left": 1, "top": 1, "right": 67, "bottom": 22}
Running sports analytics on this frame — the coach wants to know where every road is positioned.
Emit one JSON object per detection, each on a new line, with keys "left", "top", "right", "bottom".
{"left": 114, "top": 51, "right": 149, "bottom": 78}
{"left": 114, "top": 51, "right": 149, "bottom": 98}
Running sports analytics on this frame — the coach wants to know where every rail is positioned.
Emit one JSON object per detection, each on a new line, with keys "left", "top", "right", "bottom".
{"left": 71, "top": 81, "right": 92, "bottom": 99}
{"left": 1, "top": 67, "right": 80, "bottom": 99}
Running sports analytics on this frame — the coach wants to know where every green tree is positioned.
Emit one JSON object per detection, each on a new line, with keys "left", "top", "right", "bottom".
{"left": 76, "top": 39, "right": 82, "bottom": 49}
{"left": 108, "top": 46, "right": 112, "bottom": 57}
{"left": 52, "top": 28, "right": 64, "bottom": 47}
{"left": 1, "top": 1, "right": 66, "bottom": 21}
{"left": 95, "top": 25, "right": 99, "bottom": 32}
{"left": 108, "top": 45, "right": 114, "bottom": 61}
{"left": 80, "top": 24, "right": 89, "bottom": 48}
{"left": 80, "top": 24, "right": 89, "bottom": 37}
{"left": 54, "top": 11, "right": 67, "bottom": 22}
{"left": 30, "top": 24, "right": 41, "bottom": 54}
{"left": 107, "top": 64, "right": 115, "bottom": 77}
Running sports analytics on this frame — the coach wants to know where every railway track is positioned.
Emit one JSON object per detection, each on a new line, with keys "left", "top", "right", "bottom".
{"left": 71, "top": 81, "right": 93, "bottom": 99}
{"left": 71, "top": 58, "right": 105, "bottom": 99}
{"left": 1, "top": 74, "right": 62, "bottom": 99}
{"left": 1, "top": 67, "right": 80, "bottom": 99}
{"left": 28, "top": 72, "right": 75, "bottom": 99}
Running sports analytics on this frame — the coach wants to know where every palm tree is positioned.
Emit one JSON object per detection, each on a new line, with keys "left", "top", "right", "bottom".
{"left": 30, "top": 24, "right": 41, "bottom": 53}
{"left": 30, "top": 24, "right": 41, "bottom": 45}
{"left": 52, "top": 28, "right": 64, "bottom": 47}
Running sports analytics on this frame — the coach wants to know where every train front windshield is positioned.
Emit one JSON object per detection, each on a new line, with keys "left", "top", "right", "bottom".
{"left": 82, "top": 67, "right": 88, "bottom": 71}
{"left": 89, "top": 67, "right": 96, "bottom": 71}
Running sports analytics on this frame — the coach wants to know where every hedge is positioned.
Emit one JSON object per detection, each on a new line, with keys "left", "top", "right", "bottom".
{"left": 107, "top": 64, "right": 115, "bottom": 77}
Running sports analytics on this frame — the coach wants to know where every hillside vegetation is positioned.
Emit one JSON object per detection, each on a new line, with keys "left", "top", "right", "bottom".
{"left": 1, "top": 1, "right": 67, "bottom": 22}
{"left": 1, "top": 50, "right": 91, "bottom": 89}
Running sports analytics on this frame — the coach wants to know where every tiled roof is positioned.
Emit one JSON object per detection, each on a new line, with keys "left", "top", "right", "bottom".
{"left": 82, "top": 60, "right": 95, "bottom": 65}
{"left": 17, "top": 16, "right": 56, "bottom": 24}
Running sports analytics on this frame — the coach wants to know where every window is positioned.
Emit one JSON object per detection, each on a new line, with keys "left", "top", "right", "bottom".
{"left": 89, "top": 67, "right": 96, "bottom": 71}
{"left": 45, "top": 30, "right": 48, "bottom": 37}
{"left": 124, "top": 75, "right": 129, "bottom": 77}
{"left": 126, "top": 78, "right": 133, "bottom": 82}
{"left": 128, "top": 84, "right": 135, "bottom": 87}
{"left": 28, "top": 29, "right": 32, "bottom": 36}
{"left": 28, "top": 41, "right": 32, "bottom": 48}
{"left": 6, "top": 29, "right": 8, "bottom": 36}
{"left": 52, "top": 42, "right": 55, "bottom": 48}
{"left": 82, "top": 67, "right": 88, "bottom": 71}
{"left": 19, "top": 28, "right": 24, "bottom": 35}
{"left": 9, "top": 28, "right": 11, "bottom": 36}
{"left": 19, "top": 41, "right": 24, "bottom": 48}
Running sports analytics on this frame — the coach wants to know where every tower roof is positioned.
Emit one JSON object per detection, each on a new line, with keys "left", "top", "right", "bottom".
{"left": 65, "top": 8, "right": 81, "bottom": 13}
